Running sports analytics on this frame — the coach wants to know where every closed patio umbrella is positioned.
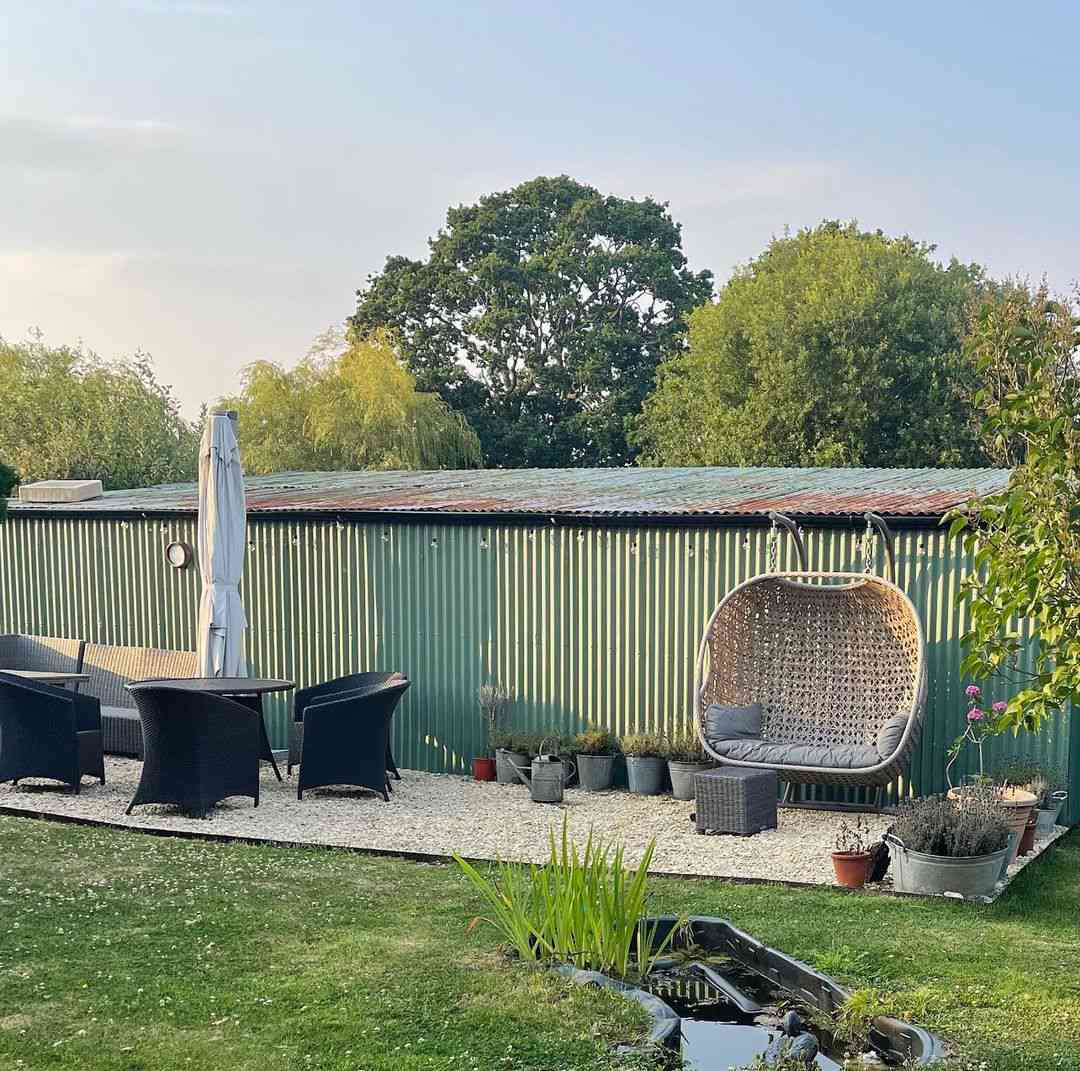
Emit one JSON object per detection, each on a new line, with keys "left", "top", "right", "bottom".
{"left": 196, "top": 412, "right": 248, "bottom": 677}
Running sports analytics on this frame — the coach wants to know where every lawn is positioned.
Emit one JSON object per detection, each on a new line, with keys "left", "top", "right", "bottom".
{"left": 0, "top": 816, "right": 1077, "bottom": 1071}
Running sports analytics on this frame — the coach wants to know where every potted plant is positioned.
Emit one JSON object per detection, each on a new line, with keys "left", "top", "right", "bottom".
{"left": 947, "top": 686, "right": 1037, "bottom": 866}
{"left": 666, "top": 729, "right": 712, "bottom": 800}
{"left": 620, "top": 733, "right": 667, "bottom": 796}
{"left": 475, "top": 683, "right": 511, "bottom": 781}
{"left": 885, "top": 788, "right": 1011, "bottom": 899}
{"left": 999, "top": 758, "right": 1069, "bottom": 838}
{"left": 831, "top": 817, "right": 875, "bottom": 889}
{"left": 572, "top": 729, "right": 616, "bottom": 791}
{"left": 479, "top": 684, "right": 514, "bottom": 782}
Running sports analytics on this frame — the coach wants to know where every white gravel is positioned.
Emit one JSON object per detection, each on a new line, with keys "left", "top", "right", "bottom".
{"left": 0, "top": 758, "right": 1064, "bottom": 891}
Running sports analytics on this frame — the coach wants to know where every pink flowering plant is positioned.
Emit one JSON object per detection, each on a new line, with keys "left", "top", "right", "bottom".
{"left": 946, "top": 684, "right": 1013, "bottom": 788}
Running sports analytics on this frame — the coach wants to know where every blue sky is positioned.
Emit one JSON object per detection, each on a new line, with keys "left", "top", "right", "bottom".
{"left": 2, "top": 1, "right": 1078, "bottom": 415}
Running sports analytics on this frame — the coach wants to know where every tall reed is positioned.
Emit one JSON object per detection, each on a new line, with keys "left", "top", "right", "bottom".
{"left": 455, "top": 821, "right": 680, "bottom": 979}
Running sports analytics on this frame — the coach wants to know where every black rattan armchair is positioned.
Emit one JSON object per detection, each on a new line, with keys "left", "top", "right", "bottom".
{"left": 288, "top": 671, "right": 406, "bottom": 780}
{"left": 125, "top": 683, "right": 261, "bottom": 815}
{"left": 0, "top": 672, "right": 105, "bottom": 792}
{"left": 295, "top": 679, "right": 410, "bottom": 801}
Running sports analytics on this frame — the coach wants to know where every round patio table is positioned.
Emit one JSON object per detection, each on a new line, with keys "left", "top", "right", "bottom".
{"left": 136, "top": 677, "right": 294, "bottom": 782}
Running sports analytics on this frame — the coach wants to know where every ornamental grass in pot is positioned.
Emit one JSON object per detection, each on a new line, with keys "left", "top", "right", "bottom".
{"left": 999, "top": 758, "right": 1069, "bottom": 838}
{"left": 831, "top": 816, "right": 876, "bottom": 889}
{"left": 619, "top": 733, "right": 667, "bottom": 796}
{"left": 885, "top": 789, "right": 1010, "bottom": 899}
{"left": 666, "top": 729, "right": 712, "bottom": 800}
{"left": 572, "top": 729, "right": 616, "bottom": 791}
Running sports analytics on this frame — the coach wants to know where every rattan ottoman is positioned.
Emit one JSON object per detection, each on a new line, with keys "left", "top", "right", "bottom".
{"left": 695, "top": 766, "right": 778, "bottom": 835}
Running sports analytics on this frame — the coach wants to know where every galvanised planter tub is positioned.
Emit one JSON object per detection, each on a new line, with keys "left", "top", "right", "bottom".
{"left": 495, "top": 748, "right": 528, "bottom": 785}
{"left": 668, "top": 761, "right": 711, "bottom": 801}
{"left": 576, "top": 753, "right": 615, "bottom": 791}
{"left": 625, "top": 756, "right": 665, "bottom": 796}
{"left": 885, "top": 835, "right": 1008, "bottom": 900}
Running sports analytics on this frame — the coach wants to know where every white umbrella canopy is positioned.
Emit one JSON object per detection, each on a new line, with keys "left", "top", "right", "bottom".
{"left": 196, "top": 412, "right": 248, "bottom": 677}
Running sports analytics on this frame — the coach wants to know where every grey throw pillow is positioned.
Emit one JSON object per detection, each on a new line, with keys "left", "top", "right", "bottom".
{"left": 876, "top": 712, "right": 909, "bottom": 758}
{"left": 704, "top": 702, "right": 762, "bottom": 741}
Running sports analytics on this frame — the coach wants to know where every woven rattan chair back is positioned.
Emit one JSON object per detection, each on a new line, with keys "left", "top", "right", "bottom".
{"left": 695, "top": 572, "right": 927, "bottom": 787}
{"left": 82, "top": 644, "right": 198, "bottom": 709}
{"left": 0, "top": 634, "right": 85, "bottom": 674}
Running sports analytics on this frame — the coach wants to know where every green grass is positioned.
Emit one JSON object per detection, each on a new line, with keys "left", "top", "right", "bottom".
{"left": 1, "top": 817, "right": 1078, "bottom": 1071}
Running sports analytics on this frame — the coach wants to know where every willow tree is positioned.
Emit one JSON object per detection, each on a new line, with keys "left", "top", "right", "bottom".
{"left": 221, "top": 328, "right": 482, "bottom": 473}
{"left": 0, "top": 335, "right": 198, "bottom": 490}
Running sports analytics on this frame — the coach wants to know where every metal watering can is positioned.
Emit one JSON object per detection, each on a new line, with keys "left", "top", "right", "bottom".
{"left": 511, "top": 738, "right": 575, "bottom": 804}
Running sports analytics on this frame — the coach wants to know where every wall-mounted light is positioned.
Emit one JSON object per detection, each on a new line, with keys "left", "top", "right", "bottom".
{"left": 165, "top": 540, "right": 194, "bottom": 570}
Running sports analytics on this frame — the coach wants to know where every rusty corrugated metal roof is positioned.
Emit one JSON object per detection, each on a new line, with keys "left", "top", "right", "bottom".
{"left": 3, "top": 466, "right": 1010, "bottom": 522}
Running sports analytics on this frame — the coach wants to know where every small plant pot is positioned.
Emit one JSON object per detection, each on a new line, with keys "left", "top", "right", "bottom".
{"left": 1035, "top": 792, "right": 1068, "bottom": 838}
{"left": 472, "top": 757, "right": 496, "bottom": 782}
{"left": 831, "top": 850, "right": 872, "bottom": 889}
{"left": 625, "top": 756, "right": 666, "bottom": 796}
{"left": 668, "top": 760, "right": 711, "bottom": 801}
{"left": 1018, "top": 814, "right": 1038, "bottom": 856}
{"left": 495, "top": 749, "right": 528, "bottom": 786}
{"left": 577, "top": 753, "right": 615, "bottom": 791}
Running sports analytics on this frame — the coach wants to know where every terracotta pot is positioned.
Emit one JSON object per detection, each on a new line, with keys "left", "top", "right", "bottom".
{"left": 949, "top": 786, "right": 1036, "bottom": 865}
{"left": 1019, "top": 813, "right": 1038, "bottom": 856}
{"left": 831, "top": 851, "right": 872, "bottom": 889}
{"left": 472, "top": 757, "right": 496, "bottom": 782}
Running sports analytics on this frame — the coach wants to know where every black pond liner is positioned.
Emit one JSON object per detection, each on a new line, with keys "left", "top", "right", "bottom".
{"left": 556, "top": 916, "right": 945, "bottom": 1066}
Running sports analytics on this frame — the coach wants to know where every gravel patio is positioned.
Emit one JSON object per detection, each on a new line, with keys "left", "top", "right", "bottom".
{"left": 0, "top": 757, "right": 1065, "bottom": 890}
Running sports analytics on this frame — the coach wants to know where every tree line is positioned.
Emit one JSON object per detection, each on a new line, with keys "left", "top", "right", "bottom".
{"left": 0, "top": 174, "right": 1060, "bottom": 490}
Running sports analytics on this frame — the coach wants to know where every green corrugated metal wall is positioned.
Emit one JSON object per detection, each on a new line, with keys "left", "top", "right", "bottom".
{"left": 0, "top": 511, "right": 1074, "bottom": 820}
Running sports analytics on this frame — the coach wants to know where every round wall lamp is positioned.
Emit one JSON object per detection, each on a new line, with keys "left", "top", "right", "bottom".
{"left": 165, "top": 540, "right": 194, "bottom": 570}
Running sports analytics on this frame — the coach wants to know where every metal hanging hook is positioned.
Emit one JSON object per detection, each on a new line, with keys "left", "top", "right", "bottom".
{"left": 767, "top": 512, "right": 809, "bottom": 572}
{"left": 862, "top": 512, "right": 896, "bottom": 582}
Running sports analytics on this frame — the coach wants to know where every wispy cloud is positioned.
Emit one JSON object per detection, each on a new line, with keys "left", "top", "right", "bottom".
{"left": 0, "top": 114, "right": 198, "bottom": 172}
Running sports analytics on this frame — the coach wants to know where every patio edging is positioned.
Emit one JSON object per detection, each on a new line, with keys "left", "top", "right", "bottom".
{"left": 0, "top": 801, "right": 1070, "bottom": 901}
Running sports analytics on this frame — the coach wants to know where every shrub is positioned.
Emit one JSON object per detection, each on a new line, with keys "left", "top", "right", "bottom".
{"left": 996, "top": 757, "right": 1065, "bottom": 807}
{"left": 619, "top": 733, "right": 667, "bottom": 759}
{"left": 0, "top": 460, "right": 16, "bottom": 498}
{"left": 454, "top": 821, "right": 682, "bottom": 979}
{"left": 890, "top": 792, "right": 1009, "bottom": 858}
{"left": 573, "top": 729, "right": 615, "bottom": 755}
{"left": 666, "top": 728, "right": 707, "bottom": 764}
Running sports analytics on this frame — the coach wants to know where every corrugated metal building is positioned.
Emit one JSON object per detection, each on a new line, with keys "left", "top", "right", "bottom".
{"left": 2, "top": 466, "right": 1075, "bottom": 819}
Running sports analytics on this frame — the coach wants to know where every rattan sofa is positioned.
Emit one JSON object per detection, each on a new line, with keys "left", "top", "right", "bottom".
{"left": 0, "top": 633, "right": 86, "bottom": 676}
{"left": 80, "top": 644, "right": 199, "bottom": 757}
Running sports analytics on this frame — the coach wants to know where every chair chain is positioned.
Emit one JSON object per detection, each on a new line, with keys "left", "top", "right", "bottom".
{"left": 768, "top": 521, "right": 779, "bottom": 573}
{"left": 863, "top": 518, "right": 875, "bottom": 574}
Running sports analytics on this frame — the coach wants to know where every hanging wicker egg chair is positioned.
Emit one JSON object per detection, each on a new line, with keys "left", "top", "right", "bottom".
{"left": 694, "top": 514, "right": 927, "bottom": 790}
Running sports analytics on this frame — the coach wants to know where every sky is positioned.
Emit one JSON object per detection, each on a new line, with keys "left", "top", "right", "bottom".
{"left": 2, "top": 1, "right": 1078, "bottom": 417}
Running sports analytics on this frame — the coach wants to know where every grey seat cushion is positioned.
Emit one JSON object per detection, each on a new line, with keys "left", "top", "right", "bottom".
{"left": 100, "top": 705, "right": 143, "bottom": 757}
{"left": 707, "top": 737, "right": 881, "bottom": 770}
{"left": 876, "top": 712, "right": 910, "bottom": 759}
{"left": 704, "top": 702, "right": 762, "bottom": 741}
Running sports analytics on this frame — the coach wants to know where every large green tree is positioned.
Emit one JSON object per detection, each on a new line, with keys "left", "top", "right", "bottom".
{"left": 949, "top": 286, "right": 1080, "bottom": 735}
{"left": 351, "top": 175, "right": 713, "bottom": 468}
{"left": 219, "top": 328, "right": 481, "bottom": 474}
{"left": 634, "top": 221, "right": 991, "bottom": 468}
{"left": 0, "top": 335, "right": 198, "bottom": 490}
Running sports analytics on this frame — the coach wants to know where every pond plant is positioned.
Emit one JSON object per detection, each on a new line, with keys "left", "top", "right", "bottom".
{"left": 455, "top": 822, "right": 680, "bottom": 980}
